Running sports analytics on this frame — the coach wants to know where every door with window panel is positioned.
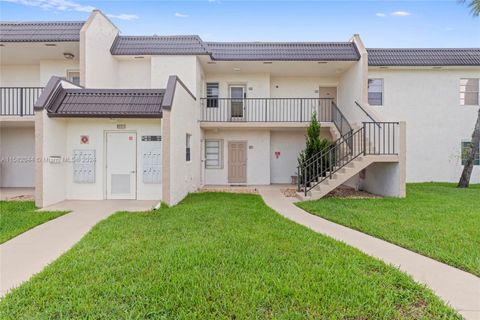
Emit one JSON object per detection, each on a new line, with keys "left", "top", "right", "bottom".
{"left": 229, "top": 86, "right": 245, "bottom": 120}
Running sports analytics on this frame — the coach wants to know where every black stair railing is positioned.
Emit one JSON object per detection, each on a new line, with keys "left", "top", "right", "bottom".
{"left": 298, "top": 122, "right": 400, "bottom": 196}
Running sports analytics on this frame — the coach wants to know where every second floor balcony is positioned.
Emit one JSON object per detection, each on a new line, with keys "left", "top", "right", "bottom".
{"left": 200, "top": 97, "right": 352, "bottom": 135}
{"left": 0, "top": 87, "right": 44, "bottom": 117}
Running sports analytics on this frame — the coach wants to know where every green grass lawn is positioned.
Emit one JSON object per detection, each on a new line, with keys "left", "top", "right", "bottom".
{"left": 0, "top": 193, "right": 459, "bottom": 319}
{"left": 0, "top": 201, "right": 67, "bottom": 244}
{"left": 298, "top": 183, "right": 480, "bottom": 276}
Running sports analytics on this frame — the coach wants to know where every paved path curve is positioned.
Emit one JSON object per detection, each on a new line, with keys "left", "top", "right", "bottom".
{"left": 258, "top": 186, "right": 480, "bottom": 320}
{"left": 0, "top": 200, "right": 156, "bottom": 297}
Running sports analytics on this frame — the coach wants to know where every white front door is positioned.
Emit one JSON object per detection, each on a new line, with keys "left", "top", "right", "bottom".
{"left": 106, "top": 132, "right": 137, "bottom": 199}
{"left": 229, "top": 85, "right": 245, "bottom": 120}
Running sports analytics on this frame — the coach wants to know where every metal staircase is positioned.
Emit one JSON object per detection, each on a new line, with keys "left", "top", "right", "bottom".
{"left": 297, "top": 121, "right": 400, "bottom": 199}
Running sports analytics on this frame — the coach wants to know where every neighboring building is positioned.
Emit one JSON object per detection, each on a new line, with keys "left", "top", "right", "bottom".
{"left": 0, "top": 10, "right": 478, "bottom": 207}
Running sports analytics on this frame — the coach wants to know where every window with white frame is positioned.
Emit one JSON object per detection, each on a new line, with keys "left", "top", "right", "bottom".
{"left": 67, "top": 70, "right": 80, "bottom": 85}
{"left": 461, "top": 141, "right": 480, "bottom": 166}
{"left": 186, "top": 134, "right": 191, "bottom": 162}
{"left": 368, "top": 79, "right": 384, "bottom": 106}
{"left": 206, "top": 83, "right": 219, "bottom": 108}
{"left": 460, "top": 78, "right": 479, "bottom": 105}
{"left": 205, "top": 139, "right": 223, "bottom": 169}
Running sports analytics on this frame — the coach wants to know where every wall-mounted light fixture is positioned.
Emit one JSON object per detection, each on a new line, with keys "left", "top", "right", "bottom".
{"left": 45, "top": 43, "right": 57, "bottom": 47}
{"left": 263, "top": 61, "right": 273, "bottom": 64}
{"left": 233, "top": 67, "right": 241, "bottom": 72}
{"left": 317, "top": 61, "right": 328, "bottom": 64}
{"left": 63, "top": 52, "right": 75, "bottom": 60}
{"left": 134, "top": 56, "right": 144, "bottom": 59}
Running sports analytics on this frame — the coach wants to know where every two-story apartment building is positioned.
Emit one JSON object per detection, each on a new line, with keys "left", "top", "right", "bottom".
{"left": 1, "top": 10, "right": 478, "bottom": 207}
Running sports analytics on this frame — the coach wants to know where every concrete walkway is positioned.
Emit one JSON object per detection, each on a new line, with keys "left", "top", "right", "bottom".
{"left": 0, "top": 200, "right": 156, "bottom": 297}
{"left": 258, "top": 186, "right": 480, "bottom": 320}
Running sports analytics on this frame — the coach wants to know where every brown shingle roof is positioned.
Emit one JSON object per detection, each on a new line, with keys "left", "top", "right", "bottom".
{"left": 0, "top": 21, "right": 84, "bottom": 42}
{"left": 46, "top": 89, "right": 164, "bottom": 118}
{"left": 110, "top": 35, "right": 209, "bottom": 55}
{"left": 367, "top": 48, "right": 480, "bottom": 66}
{"left": 110, "top": 35, "right": 360, "bottom": 61}
{"left": 206, "top": 42, "right": 360, "bottom": 61}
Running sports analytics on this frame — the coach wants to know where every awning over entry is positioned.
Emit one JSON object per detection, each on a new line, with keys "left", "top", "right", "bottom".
{"left": 35, "top": 77, "right": 164, "bottom": 118}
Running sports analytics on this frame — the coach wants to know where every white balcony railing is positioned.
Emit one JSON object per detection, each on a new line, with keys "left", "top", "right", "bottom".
{"left": 0, "top": 87, "right": 44, "bottom": 116}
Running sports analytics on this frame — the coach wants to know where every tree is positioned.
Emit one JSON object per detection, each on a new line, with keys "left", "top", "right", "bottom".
{"left": 458, "top": 108, "right": 480, "bottom": 187}
{"left": 459, "top": 0, "right": 480, "bottom": 16}
{"left": 297, "top": 112, "right": 331, "bottom": 186}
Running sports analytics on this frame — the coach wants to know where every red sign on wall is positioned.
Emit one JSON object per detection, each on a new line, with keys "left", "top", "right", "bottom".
{"left": 80, "top": 135, "right": 89, "bottom": 144}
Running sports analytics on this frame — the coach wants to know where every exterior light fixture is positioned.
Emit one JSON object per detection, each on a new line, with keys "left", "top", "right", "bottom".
{"left": 233, "top": 67, "right": 241, "bottom": 71}
{"left": 207, "top": 61, "right": 216, "bottom": 64}
{"left": 263, "top": 61, "right": 273, "bottom": 64}
{"left": 45, "top": 43, "right": 57, "bottom": 47}
{"left": 134, "top": 56, "right": 144, "bottom": 59}
{"left": 317, "top": 61, "right": 328, "bottom": 64}
{"left": 63, "top": 52, "right": 75, "bottom": 59}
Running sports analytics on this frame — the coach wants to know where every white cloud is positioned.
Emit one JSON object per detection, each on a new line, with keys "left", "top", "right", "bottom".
{"left": 175, "top": 12, "right": 189, "bottom": 18}
{"left": 391, "top": 11, "right": 411, "bottom": 17}
{"left": 3, "top": 0, "right": 139, "bottom": 20}
{"left": 3, "top": 0, "right": 95, "bottom": 13}
{"left": 376, "top": 12, "right": 386, "bottom": 17}
{"left": 107, "top": 13, "right": 139, "bottom": 21}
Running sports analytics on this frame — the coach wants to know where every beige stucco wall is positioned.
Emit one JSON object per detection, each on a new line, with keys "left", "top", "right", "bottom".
{"left": 65, "top": 118, "right": 162, "bottom": 200}
{"left": 0, "top": 126, "right": 35, "bottom": 187}
{"left": 117, "top": 59, "right": 151, "bottom": 88}
{"left": 204, "top": 73, "right": 271, "bottom": 98}
{"left": 37, "top": 116, "right": 162, "bottom": 206}
{"left": 0, "top": 65, "right": 40, "bottom": 86}
{"left": 270, "top": 129, "right": 333, "bottom": 184}
{"left": 369, "top": 67, "right": 480, "bottom": 183}
{"left": 39, "top": 60, "right": 79, "bottom": 85}
{"left": 81, "top": 11, "right": 119, "bottom": 88}
{"left": 151, "top": 56, "right": 198, "bottom": 92}
{"left": 203, "top": 129, "right": 271, "bottom": 185}
{"left": 163, "top": 84, "right": 200, "bottom": 205}
{"left": 270, "top": 76, "right": 338, "bottom": 98}
{"left": 0, "top": 60, "right": 79, "bottom": 106}
{"left": 39, "top": 112, "right": 68, "bottom": 207}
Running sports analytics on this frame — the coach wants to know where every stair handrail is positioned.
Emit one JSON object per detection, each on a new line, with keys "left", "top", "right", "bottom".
{"left": 298, "top": 127, "right": 365, "bottom": 196}
{"left": 331, "top": 101, "right": 353, "bottom": 136}
{"left": 355, "top": 101, "right": 381, "bottom": 128}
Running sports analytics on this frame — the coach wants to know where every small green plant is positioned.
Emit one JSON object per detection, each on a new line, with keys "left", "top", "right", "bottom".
{"left": 298, "top": 112, "right": 331, "bottom": 185}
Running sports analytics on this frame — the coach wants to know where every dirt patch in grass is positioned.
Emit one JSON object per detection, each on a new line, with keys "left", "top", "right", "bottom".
{"left": 6, "top": 194, "right": 35, "bottom": 201}
{"left": 281, "top": 188, "right": 298, "bottom": 197}
{"left": 325, "top": 186, "right": 382, "bottom": 199}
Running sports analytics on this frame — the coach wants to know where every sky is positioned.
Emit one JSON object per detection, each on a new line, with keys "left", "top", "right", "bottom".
{"left": 0, "top": 0, "right": 479, "bottom": 47}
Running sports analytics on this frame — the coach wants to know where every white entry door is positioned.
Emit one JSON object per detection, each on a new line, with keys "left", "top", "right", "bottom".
{"left": 229, "top": 85, "right": 245, "bottom": 120}
{"left": 106, "top": 132, "right": 137, "bottom": 199}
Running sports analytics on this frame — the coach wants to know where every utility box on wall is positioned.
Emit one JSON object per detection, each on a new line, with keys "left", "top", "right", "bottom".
{"left": 141, "top": 135, "right": 162, "bottom": 184}
{"left": 73, "top": 149, "right": 96, "bottom": 183}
